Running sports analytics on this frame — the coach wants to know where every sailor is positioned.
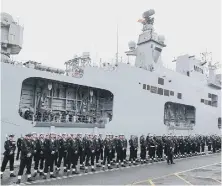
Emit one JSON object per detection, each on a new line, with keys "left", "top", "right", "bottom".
{"left": 99, "top": 133, "right": 104, "bottom": 162}
{"left": 148, "top": 136, "right": 156, "bottom": 162}
{"left": 33, "top": 133, "right": 45, "bottom": 176}
{"left": 134, "top": 136, "right": 139, "bottom": 162}
{"left": 89, "top": 134, "right": 96, "bottom": 172}
{"left": 122, "top": 135, "right": 127, "bottom": 163}
{"left": 77, "top": 133, "right": 85, "bottom": 170}
{"left": 16, "top": 133, "right": 34, "bottom": 184}
{"left": 56, "top": 133, "right": 68, "bottom": 173}
{"left": 110, "top": 135, "right": 116, "bottom": 165}
{"left": 116, "top": 134, "right": 126, "bottom": 167}
{"left": 200, "top": 135, "right": 205, "bottom": 153}
{"left": 166, "top": 136, "right": 175, "bottom": 165}
{"left": 16, "top": 135, "right": 23, "bottom": 160}
{"left": 31, "top": 132, "right": 39, "bottom": 176}
{"left": 140, "top": 135, "right": 146, "bottom": 163}
{"left": 103, "top": 134, "right": 112, "bottom": 170}
{"left": 84, "top": 134, "right": 91, "bottom": 173}
{"left": 94, "top": 134, "right": 102, "bottom": 167}
{"left": 1, "top": 134, "right": 16, "bottom": 179}
{"left": 43, "top": 132, "right": 57, "bottom": 179}
{"left": 129, "top": 135, "right": 136, "bottom": 165}
{"left": 67, "top": 134, "right": 79, "bottom": 174}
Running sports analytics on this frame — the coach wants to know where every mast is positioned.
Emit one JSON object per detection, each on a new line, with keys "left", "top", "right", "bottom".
{"left": 116, "top": 24, "right": 119, "bottom": 64}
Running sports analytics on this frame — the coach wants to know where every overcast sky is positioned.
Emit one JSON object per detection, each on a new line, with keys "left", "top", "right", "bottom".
{"left": 1, "top": 0, "right": 221, "bottom": 69}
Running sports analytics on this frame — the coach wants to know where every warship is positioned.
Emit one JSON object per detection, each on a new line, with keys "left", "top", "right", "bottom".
{"left": 1, "top": 9, "right": 221, "bottom": 151}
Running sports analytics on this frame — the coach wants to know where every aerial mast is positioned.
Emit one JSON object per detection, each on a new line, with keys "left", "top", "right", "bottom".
{"left": 116, "top": 24, "right": 119, "bottom": 64}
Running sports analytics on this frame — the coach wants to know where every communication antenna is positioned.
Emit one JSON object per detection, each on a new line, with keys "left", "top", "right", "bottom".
{"left": 200, "top": 49, "right": 212, "bottom": 66}
{"left": 116, "top": 24, "right": 119, "bottom": 64}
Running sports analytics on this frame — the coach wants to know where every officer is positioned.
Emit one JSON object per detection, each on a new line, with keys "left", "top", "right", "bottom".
{"left": 43, "top": 132, "right": 57, "bottom": 179}
{"left": 166, "top": 136, "right": 175, "bottom": 165}
{"left": 56, "top": 133, "right": 68, "bottom": 173}
{"left": 16, "top": 133, "right": 34, "bottom": 184}
{"left": 1, "top": 134, "right": 16, "bottom": 179}
{"left": 103, "top": 134, "right": 112, "bottom": 170}
{"left": 16, "top": 135, "right": 23, "bottom": 160}
{"left": 140, "top": 135, "right": 146, "bottom": 163}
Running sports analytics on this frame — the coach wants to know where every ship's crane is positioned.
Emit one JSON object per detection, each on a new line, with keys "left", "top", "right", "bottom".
{"left": 1, "top": 12, "right": 24, "bottom": 63}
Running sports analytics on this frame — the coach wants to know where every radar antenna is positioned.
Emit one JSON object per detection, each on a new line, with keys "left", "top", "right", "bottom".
{"left": 200, "top": 49, "right": 212, "bottom": 66}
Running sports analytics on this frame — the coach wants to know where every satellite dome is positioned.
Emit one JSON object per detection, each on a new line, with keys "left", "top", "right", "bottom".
{"left": 128, "top": 41, "right": 136, "bottom": 50}
{"left": 143, "top": 9, "right": 155, "bottom": 18}
{"left": 158, "top": 35, "right": 165, "bottom": 43}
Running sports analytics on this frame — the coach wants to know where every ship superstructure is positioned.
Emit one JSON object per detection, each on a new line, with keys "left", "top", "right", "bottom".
{"left": 1, "top": 10, "right": 221, "bottom": 151}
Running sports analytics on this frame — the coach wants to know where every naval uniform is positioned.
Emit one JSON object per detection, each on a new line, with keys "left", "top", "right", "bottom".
{"left": 16, "top": 137, "right": 22, "bottom": 160}
{"left": 140, "top": 136, "right": 146, "bottom": 162}
{"left": 1, "top": 139, "right": 16, "bottom": 177}
{"left": 17, "top": 138, "right": 34, "bottom": 182}
{"left": 57, "top": 138, "right": 68, "bottom": 171}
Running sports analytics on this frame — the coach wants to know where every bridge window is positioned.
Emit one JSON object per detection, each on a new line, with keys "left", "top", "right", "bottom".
{"left": 143, "top": 84, "right": 146, "bottom": 89}
{"left": 147, "top": 85, "right": 150, "bottom": 90}
{"left": 177, "top": 93, "right": 182, "bottom": 99}
{"left": 158, "top": 78, "right": 164, "bottom": 85}
{"left": 201, "top": 99, "right": 204, "bottom": 103}
{"left": 158, "top": 88, "right": 163, "bottom": 95}
{"left": 170, "top": 91, "right": 174, "bottom": 96}
{"left": 208, "top": 93, "right": 211, "bottom": 98}
{"left": 150, "top": 86, "right": 157, "bottom": 93}
{"left": 164, "top": 89, "right": 169, "bottom": 96}
{"left": 218, "top": 117, "right": 221, "bottom": 129}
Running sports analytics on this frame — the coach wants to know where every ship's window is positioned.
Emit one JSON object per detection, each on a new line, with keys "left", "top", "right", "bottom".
{"left": 146, "top": 85, "right": 150, "bottom": 90}
{"left": 170, "top": 91, "right": 174, "bottom": 96}
{"left": 150, "top": 86, "right": 157, "bottom": 93}
{"left": 187, "top": 71, "right": 190, "bottom": 76}
{"left": 208, "top": 101, "right": 212, "bottom": 106}
{"left": 158, "top": 78, "right": 164, "bottom": 85}
{"left": 204, "top": 100, "right": 208, "bottom": 105}
{"left": 208, "top": 93, "right": 211, "bottom": 98}
{"left": 218, "top": 117, "right": 221, "bottom": 129}
{"left": 158, "top": 88, "right": 163, "bottom": 95}
{"left": 201, "top": 99, "right": 204, "bottom": 103}
{"left": 143, "top": 84, "right": 146, "bottom": 89}
{"left": 177, "top": 93, "right": 182, "bottom": 99}
{"left": 164, "top": 89, "right": 169, "bottom": 96}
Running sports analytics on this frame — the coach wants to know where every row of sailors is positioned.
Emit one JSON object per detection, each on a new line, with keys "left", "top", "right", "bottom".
{"left": 1, "top": 133, "right": 221, "bottom": 184}
{"left": 21, "top": 110, "right": 98, "bottom": 123}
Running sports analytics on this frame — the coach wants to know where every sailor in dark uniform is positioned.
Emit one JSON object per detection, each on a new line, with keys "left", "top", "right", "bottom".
{"left": 43, "top": 132, "right": 57, "bottom": 179}
{"left": 0, "top": 134, "right": 16, "bottom": 179}
{"left": 110, "top": 135, "right": 116, "bottom": 165}
{"left": 56, "top": 133, "right": 68, "bottom": 173}
{"left": 99, "top": 133, "right": 104, "bottom": 162}
{"left": 103, "top": 134, "right": 112, "bottom": 170}
{"left": 140, "top": 135, "right": 147, "bottom": 163}
{"left": 31, "top": 132, "right": 39, "bottom": 176}
{"left": 123, "top": 135, "right": 127, "bottom": 163}
{"left": 33, "top": 133, "right": 45, "bottom": 176}
{"left": 88, "top": 134, "right": 96, "bottom": 172}
{"left": 77, "top": 133, "right": 85, "bottom": 170}
{"left": 16, "top": 133, "right": 34, "bottom": 184}
{"left": 94, "top": 134, "right": 102, "bottom": 167}
{"left": 116, "top": 134, "right": 126, "bottom": 167}
{"left": 16, "top": 135, "right": 23, "bottom": 160}
{"left": 67, "top": 134, "right": 79, "bottom": 174}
